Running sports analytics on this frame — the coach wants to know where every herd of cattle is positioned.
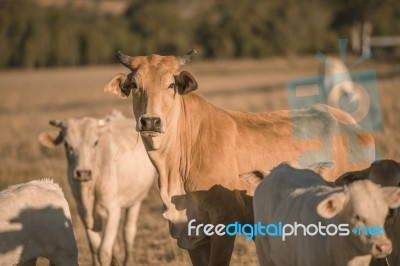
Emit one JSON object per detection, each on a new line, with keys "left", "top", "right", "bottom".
{"left": 0, "top": 50, "right": 399, "bottom": 266}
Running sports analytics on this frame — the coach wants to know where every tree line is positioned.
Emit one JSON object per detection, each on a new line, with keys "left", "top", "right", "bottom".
{"left": 0, "top": 0, "right": 399, "bottom": 68}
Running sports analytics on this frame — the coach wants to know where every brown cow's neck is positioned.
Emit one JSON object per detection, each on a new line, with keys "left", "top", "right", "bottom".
{"left": 178, "top": 94, "right": 206, "bottom": 177}
{"left": 145, "top": 93, "right": 218, "bottom": 207}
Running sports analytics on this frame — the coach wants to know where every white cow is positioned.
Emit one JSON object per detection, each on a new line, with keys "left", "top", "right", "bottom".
{"left": 320, "top": 56, "right": 376, "bottom": 126}
{"left": 319, "top": 57, "right": 360, "bottom": 120}
{"left": 335, "top": 160, "right": 400, "bottom": 266}
{"left": 249, "top": 163, "right": 400, "bottom": 266}
{"left": 319, "top": 56, "right": 354, "bottom": 95}
{"left": 39, "top": 110, "right": 157, "bottom": 266}
{"left": 0, "top": 180, "right": 78, "bottom": 266}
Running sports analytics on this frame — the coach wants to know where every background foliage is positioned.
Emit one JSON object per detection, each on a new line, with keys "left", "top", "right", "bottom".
{"left": 1, "top": 0, "right": 399, "bottom": 68}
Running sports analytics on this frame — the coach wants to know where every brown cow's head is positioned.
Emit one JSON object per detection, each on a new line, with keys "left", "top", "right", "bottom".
{"left": 104, "top": 50, "right": 198, "bottom": 150}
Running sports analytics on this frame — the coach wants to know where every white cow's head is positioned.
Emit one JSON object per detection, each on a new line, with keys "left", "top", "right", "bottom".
{"left": 104, "top": 50, "right": 198, "bottom": 150}
{"left": 317, "top": 180, "right": 400, "bottom": 258}
{"left": 39, "top": 116, "right": 112, "bottom": 229}
{"left": 39, "top": 117, "right": 108, "bottom": 182}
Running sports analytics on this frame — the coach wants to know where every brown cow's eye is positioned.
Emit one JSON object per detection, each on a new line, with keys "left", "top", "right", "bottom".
{"left": 64, "top": 142, "right": 73, "bottom": 153}
{"left": 94, "top": 140, "right": 98, "bottom": 147}
{"left": 123, "top": 79, "right": 137, "bottom": 90}
{"left": 125, "top": 73, "right": 137, "bottom": 89}
{"left": 168, "top": 83, "right": 175, "bottom": 89}
{"left": 125, "top": 82, "right": 137, "bottom": 90}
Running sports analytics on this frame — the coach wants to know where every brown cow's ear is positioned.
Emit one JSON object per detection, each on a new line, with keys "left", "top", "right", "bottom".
{"left": 104, "top": 73, "right": 131, "bottom": 98}
{"left": 175, "top": 71, "right": 198, "bottom": 95}
{"left": 38, "top": 130, "right": 63, "bottom": 148}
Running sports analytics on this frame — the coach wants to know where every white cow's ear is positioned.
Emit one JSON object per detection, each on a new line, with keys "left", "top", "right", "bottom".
{"left": 382, "top": 187, "right": 400, "bottom": 209}
{"left": 38, "top": 130, "right": 63, "bottom": 148}
{"left": 239, "top": 170, "right": 269, "bottom": 186}
{"left": 104, "top": 73, "right": 130, "bottom": 98}
{"left": 317, "top": 192, "right": 347, "bottom": 219}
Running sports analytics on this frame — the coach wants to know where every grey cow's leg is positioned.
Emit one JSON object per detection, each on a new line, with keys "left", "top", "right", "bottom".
{"left": 49, "top": 259, "right": 79, "bottom": 266}
{"left": 20, "top": 258, "right": 37, "bottom": 266}
{"left": 123, "top": 202, "right": 142, "bottom": 266}
{"left": 188, "top": 242, "right": 211, "bottom": 266}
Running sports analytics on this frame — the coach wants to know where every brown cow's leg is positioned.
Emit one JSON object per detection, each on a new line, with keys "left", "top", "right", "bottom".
{"left": 208, "top": 234, "right": 235, "bottom": 266}
{"left": 188, "top": 243, "right": 210, "bottom": 266}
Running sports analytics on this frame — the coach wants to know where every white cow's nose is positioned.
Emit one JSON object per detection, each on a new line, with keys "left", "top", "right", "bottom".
{"left": 75, "top": 170, "right": 92, "bottom": 181}
{"left": 372, "top": 241, "right": 392, "bottom": 258}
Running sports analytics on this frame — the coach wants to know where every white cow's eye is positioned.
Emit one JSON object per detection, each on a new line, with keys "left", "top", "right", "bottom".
{"left": 168, "top": 83, "right": 175, "bottom": 89}
{"left": 353, "top": 214, "right": 365, "bottom": 223}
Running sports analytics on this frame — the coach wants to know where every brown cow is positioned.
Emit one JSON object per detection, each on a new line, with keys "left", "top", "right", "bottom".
{"left": 104, "top": 50, "right": 375, "bottom": 265}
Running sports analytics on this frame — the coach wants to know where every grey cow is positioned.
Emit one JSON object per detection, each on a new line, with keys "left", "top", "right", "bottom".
{"left": 247, "top": 163, "right": 400, "bottom": 266}
{"left": 39, "top": 110, "right": 157, "bottom": 266}
{"left": 336, "top": 160, "right": 400, "bottom": 266}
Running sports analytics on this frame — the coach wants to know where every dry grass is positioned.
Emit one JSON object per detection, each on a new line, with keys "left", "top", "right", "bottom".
{"left": 0, "top": 56, "right": 399, "bottom": 265}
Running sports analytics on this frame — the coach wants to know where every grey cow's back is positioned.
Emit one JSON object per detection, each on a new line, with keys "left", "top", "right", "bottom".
{"left": 253, "top": 164, "right": 341, "bottom": 266}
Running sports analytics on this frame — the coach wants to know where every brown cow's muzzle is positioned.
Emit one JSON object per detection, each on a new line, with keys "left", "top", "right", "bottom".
{"left": 139, "top": 115, "right": 162, "bottom": 135}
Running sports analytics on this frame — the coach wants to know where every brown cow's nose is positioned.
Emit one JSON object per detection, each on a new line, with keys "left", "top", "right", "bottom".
{"left": 75, "top": 170, "right": 92, "bottom": 182}
{"left": 140, "top": 116, "right": 162, "bottom": 132}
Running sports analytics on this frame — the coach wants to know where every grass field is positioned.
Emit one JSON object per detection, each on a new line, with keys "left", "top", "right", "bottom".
{"left": 0, "top": 56, "right": 399, "bottom": 265}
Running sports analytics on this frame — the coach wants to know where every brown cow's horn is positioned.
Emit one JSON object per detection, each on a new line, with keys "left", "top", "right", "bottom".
{"left": 177, "top": 49, "right": 197, "bottom": 66}
{"left": 116, "top": 50, "right": 133, "bottom": 68}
